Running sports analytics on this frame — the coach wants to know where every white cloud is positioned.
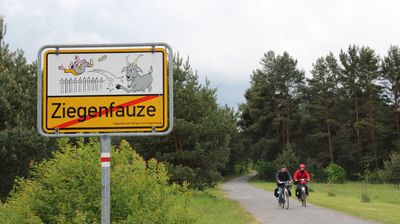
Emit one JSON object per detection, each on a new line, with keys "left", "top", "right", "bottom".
{"left": 1, "top": 0, "right": 400, "bottom": 107}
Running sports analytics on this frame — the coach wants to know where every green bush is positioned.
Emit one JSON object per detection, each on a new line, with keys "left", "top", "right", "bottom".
{"left": 233, "top": 162, "right": 249, "bottom": 174}
{"left": 382, "top": 152, "right": 400, "bottom": 189}
{"left": 368, "top": 170, "right": 385, "bottom": 184}
{"left": 167, "top": 164, "right": 197, "bottom": 186}
{"left": 0, "top": 138, "right": 194, "bottom": 223}
{"left": 255, "top": 160, "right": 275, "bottom": 181}
{"left": 325, "top": 163, "right": 346, "bottom": 184}
{"left": 0, "top": 179, "right": 42, "bottom": 224}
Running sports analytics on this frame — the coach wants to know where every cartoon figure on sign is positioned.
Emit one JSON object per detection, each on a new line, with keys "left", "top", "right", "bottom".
{"left": 58, "top": 55, "right": 94, "bottom": 76}
{"left": 116, "top": 54, "right": 153, "bottom": 93}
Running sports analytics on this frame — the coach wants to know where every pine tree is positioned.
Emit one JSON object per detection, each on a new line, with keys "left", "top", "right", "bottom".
{"left": 307, "top": 53, "right": 340, "bottom": 163}
{"left": 239, "top": 51, "right": 304, "bottom": 163}
{"left": 339, "top": 45, "right": 383, "bottom": 168}
{"left": 0, "top": 42, "right": 54, "bottom": 200}
{"left": 382, "top": 45, "right": 400, "bottom": 151}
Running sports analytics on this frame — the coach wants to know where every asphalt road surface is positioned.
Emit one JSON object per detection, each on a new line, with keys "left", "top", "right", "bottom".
{"left": 221, "top": 174, "right": 379, "bottom": 224}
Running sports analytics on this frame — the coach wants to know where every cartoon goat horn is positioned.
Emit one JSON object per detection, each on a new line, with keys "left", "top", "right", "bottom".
{"left": 126, "top": 55, "right": 131, "bottom": 65}
{"left": 133, "top": 54, "right": 143, "bottom": 65}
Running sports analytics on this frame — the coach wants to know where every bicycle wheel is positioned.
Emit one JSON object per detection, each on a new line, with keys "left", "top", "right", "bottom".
{"left": 284, "top": 189, "right": 289, "bottom": 209}
{"left": 301, "top": 189, "right": 307, "bottom": 207}
{"left": 278, "top": 189, "right": 284, "bottom": 208}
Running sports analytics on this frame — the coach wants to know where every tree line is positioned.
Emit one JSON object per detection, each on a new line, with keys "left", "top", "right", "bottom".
{"left": 239, "top": 45, "right": 400, "bottom": 180}
{"left": 2, "top": 37, "right": 400, "bottom": 201}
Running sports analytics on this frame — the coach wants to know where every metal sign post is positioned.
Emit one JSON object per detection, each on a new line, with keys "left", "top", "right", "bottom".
{"left": 100, "top": 135, "right": 111, "bottom": 224}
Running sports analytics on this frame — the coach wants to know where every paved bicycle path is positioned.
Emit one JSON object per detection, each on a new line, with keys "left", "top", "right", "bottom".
{"left": 221, "top": 174, "right": 378, "bottom": 224}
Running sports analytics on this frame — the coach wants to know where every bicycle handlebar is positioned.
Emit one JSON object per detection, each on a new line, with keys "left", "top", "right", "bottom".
{"left": 277, "top": 181, "right": 292, "bottom": 186}
{"left": 295, "top": 178, "right": 310, "bottom": 182}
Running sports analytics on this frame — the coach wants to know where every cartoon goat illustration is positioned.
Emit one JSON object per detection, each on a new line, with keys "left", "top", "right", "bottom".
{"left": 116, "top": 54, "right": 153, "bottom": 93}
{"left": 58, "top": 55, "right": 93, "bottom": 76}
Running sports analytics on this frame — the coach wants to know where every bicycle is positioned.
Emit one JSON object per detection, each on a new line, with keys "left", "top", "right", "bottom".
{"left": 297, "top": 178, "right": 307, "bottom": 207}
{"left": 277, "top": 181, "right": 291, "bottom": 209}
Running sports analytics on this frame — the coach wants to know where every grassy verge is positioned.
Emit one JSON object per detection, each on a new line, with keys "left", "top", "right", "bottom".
{"left": 250, "top": 178, "right": 400, "bottom": 224}
{"left": 179, "top": 187, "right": 257, "bottom": 224}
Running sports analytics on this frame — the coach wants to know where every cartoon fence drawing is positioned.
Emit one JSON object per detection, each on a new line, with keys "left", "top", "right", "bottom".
{"left": 59, "top": 77, "right": 104, "bottom": 94}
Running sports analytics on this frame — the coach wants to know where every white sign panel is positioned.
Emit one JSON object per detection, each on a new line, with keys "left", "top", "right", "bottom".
{"left": 37, "top": 44, "right": 173, "bottom": 137}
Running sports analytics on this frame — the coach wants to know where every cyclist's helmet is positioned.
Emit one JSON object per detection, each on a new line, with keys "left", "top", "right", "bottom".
{"left": 299, "top": 163, "right": 306, "bottom": 169}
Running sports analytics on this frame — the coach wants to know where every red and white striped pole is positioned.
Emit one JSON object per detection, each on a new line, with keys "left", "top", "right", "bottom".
{"left": 100, "top": 135, "right": 111, "bottom": 224}
{"left": 101, "top": 152, "right": 111, "bottom": 168}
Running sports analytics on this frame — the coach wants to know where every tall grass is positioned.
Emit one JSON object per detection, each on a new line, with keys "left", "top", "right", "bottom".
{"left": 183, "top": 188, "right": 257, "bottom": 224}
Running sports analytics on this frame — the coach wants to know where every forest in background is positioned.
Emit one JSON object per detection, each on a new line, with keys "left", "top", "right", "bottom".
{"left": 1, "top": 36, "right": 400, "bottom": 201}
{"left": 240, "top": 45, "right": 400, "bottom": 182}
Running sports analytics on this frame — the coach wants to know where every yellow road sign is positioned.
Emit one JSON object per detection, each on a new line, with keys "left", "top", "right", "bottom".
{"left": 37, "top": 44, "right": 173, "bottom": 136}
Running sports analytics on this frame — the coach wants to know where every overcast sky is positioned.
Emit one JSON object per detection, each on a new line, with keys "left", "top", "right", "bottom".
{"left": 1, "top": 0, "right": 400, "bottom": 108}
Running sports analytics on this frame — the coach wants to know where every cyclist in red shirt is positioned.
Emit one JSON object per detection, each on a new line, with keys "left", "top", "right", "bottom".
{"left": 293, "top": 163, "right": 311, "bottom": 199}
